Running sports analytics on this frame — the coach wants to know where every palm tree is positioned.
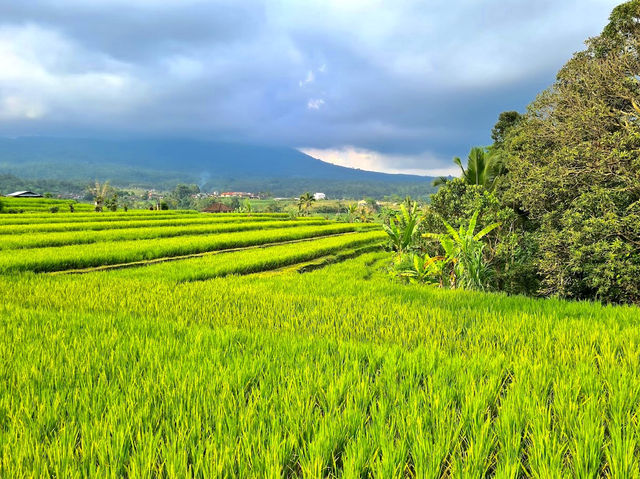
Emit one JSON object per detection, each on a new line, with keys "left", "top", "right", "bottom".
{"left": 347, "top": 203, "right": 358, "bottom": 223}
{"left": 297, "top": 192, "right": 315, "bottom": 216}
{"left": 433, "top": 147, "right": 505, "bottom": 190}
{"left": 87, "top": 180, "right": 111, "bottom": 212}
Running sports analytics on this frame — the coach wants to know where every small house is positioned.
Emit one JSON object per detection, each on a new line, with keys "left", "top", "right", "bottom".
{"left": 313, "top": 192, "right": 326, "bottom": 201}
{"left": 220, "top": 192, "right": 253, "bottom": 198}
{"left": 6, "top": 191, "right": 43, "bottom": 198}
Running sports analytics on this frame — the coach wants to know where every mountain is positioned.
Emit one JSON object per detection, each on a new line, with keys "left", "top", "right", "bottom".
{"left": 0, "top": 137, "right": 436, "bottom": 198}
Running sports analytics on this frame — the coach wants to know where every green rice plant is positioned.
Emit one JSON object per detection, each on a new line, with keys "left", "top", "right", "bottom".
{"left": 0, "top": 223, "right": 376, "bottom": 273}
{"left": 105, "top": 230, "right": 386, "bottom": 281}
{"left": 0, "top": 218, "right": 330, "bottom": 250}
{"left": 0, "top": 214, "right": 313, "bottom": 235}
{"left": 0, "top": 214, "right": 640, "bottom": 476}
{"left": 0, "top": 211, "right": 285, "bottom": 226}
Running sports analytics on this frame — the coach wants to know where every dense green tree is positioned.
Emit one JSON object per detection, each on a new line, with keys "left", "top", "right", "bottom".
{"left": 491, "top": 111, "right": 523, "bottom": 147}
{"left": 171, "top": 184, "right": 200, "bottom": 210}
{"left": 104, "top": 191, "right": 119, "bottom": 212}
{"left": 502, "top": 0, "right": 640, "bottom": 303}
{"left": 364, "top": 197, "right": 380, "bottom": 213}
{"left": 241, "top": 199, "right": 253, "bottom": 214}
{"left": 229, "top": 197, "right": 241, "bottom": 211}
{"left": 264, "top": 201, "right": 281, "bottom": 213}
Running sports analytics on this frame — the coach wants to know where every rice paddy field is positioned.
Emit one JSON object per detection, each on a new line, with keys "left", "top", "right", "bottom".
{"left": 1, "top": 197, "right": 95, "bottom": 213}
{"left": 2, "top": 208, "right": 640, "bottom": 477}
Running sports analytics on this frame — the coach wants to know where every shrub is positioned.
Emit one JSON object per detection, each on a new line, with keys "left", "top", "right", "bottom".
{"left": 423, "top": 211, "right": 500, "bottom": 291}
{"left": 382, "top": 202, "right": 422, "bottom": 255}
{"left": 419, "top": 179, "right": 538, "bottom": 295}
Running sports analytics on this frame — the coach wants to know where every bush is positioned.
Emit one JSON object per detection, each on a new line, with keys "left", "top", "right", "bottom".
{"left": 418, "top": 179, "right": 538, "bottom": 295}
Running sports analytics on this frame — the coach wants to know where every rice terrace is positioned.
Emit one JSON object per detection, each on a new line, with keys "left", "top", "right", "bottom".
{"left": 3, "top": 0, "right": 640, "bottom": 477}
{"left": 0, "top": 201, "right": 638, "bottom": 477}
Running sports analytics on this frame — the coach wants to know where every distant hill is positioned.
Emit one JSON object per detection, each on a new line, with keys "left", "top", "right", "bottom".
{"left": 0, "top": 137, "right": 436, "bottom": 198}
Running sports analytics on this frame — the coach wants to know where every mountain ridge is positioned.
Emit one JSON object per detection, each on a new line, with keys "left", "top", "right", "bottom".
{"left": 0, "top": 137, "right": 436, "bottom": 198}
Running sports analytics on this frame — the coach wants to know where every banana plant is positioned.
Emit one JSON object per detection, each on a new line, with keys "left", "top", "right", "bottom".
{"left": 423, "top": 211, "right": 500, "bottom": 290}
{"left": 398, "top": 253, "right": 449, "bottom": 286}
{"left": 383, "top": 202, "right": 422, "bottom": 255}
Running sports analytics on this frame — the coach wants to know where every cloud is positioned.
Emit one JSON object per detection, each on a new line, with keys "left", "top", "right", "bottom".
{"left": 0, "top": 24, "right": 145, "bottom": 122}
{"left": 300, "top": 146, "right": 459, "bottom": 177}
{"left": 0, "top": 0, "right": 623, "bottom": 173}
{"left": 307, "top": 98, "right": 325, "bottom": 110}
{"left": 299, "top": 70, "right": 314, "bottom": 87}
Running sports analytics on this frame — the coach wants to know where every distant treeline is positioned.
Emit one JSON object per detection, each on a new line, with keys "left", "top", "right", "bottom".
{"left": 0, "top": 172, "right": 436, "bottom": 201}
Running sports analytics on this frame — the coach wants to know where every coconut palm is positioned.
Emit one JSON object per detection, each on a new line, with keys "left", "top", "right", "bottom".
{"left": 87, "top": 180, "right": 111, "bottom": 212}
{"left": 433, "top": 147, "right": 505, "bottom": 190}
{"left": 297, "top": 192, "right": 315, "bottom": 216}
{"left": 346, "top": 203, "right": 358, "bottom": 223}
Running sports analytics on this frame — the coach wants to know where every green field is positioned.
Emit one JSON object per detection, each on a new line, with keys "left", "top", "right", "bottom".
{"left": 1, "top": 211, "right": 640, "bottom": 477}
{"left": 0, "top": 196, "right": 95, "bottom": 213}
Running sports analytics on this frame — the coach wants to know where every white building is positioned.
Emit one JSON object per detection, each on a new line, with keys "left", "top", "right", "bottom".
{"left": 313, "top": 192, "right": 326, "bottom": 201}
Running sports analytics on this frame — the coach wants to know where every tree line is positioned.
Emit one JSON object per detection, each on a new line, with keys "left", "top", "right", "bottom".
{"left": 386, "top": 0, "right": 640, "bottom": 304}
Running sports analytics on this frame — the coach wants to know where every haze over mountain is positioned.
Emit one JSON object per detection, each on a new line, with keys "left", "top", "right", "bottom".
{"left": 0, "top": 137, "right": 435, "bottom": 197}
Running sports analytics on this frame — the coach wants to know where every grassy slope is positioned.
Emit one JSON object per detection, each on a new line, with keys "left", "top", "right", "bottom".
{"left": 2, "top": 249, "right": 640, "bottom": 476}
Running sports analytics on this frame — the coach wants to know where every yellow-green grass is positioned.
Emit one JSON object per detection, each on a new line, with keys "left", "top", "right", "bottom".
{"left": 103, "top": 230, "right": 386, "bottom": 281}
{"left": 0, "top": 214, "right": 307, "bottom": 235}
{"left": 1, "top": 197, "right": 95, "bottom": 212}
{"left": 1, "top": 253, "right": 640, "bottom": 476}
{"left": 0, "top": 211, "right": 286, "bottom": 226}
{"left": 0, "top": 223, "right": 377, "bottom": 273}
{"left": 0, "top": 218, "right": 331, "bottom": 250}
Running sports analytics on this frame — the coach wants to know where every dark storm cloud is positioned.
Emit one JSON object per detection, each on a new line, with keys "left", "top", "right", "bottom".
{"left": 0, "top": 0, "right": 622, "bottom": 174}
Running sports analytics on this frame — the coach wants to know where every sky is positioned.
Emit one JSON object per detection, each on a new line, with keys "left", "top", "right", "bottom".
{"left": 0, "top": 0, "right": 622, "bottom": 176}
